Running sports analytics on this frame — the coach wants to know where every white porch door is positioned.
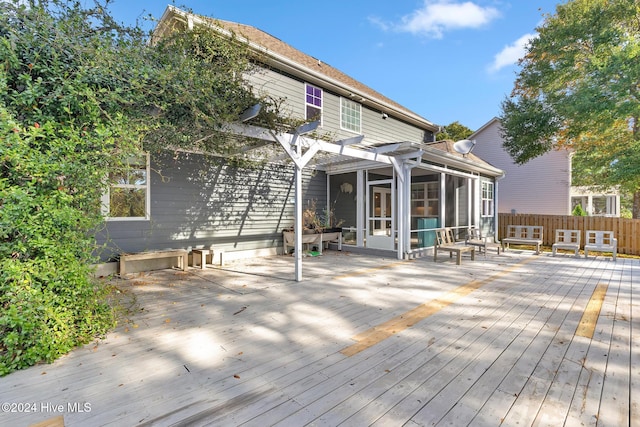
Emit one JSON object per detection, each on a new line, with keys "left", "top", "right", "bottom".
{"left": 367, "top": 181, "right": 395, "bottom": 250}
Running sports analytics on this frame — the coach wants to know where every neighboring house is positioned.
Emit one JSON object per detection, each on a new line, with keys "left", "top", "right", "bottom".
{"left": 570, "top": 187, "right": 621, "bottom": 217}
{"left": 96, "top": 6, "right": 504, "bottom": 272}
{"left": 470, "top": 117, "right": 620, "bottom": 217}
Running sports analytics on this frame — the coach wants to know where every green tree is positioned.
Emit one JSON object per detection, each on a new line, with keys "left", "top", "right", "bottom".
{"left": 436, "top": 121, "right": 473, "bottom": 141}
{"left": 0, "top": 0, "right": 284, "bottom": 375}
{"left": 499, "top": 0, "right": 640, "bottom": 217}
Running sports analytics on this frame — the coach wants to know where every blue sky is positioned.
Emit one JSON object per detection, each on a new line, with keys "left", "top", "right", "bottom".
{"left": 108, "top": 1, "right": 561, "bottom": 131}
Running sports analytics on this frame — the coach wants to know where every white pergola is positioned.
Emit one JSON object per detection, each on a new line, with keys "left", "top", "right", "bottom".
{"left": 226, "top": 108, "right": 423, "bottom": 282}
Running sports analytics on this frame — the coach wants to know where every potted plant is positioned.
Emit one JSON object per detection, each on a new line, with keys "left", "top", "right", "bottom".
{"left": 282, "top": 199, "right": 344, "bottom": 253}
{"left": 283, "top": 199, "right": 343, "bottom": 233}
{"left": 303, "top": 199, "right": 344, "bottom": 233}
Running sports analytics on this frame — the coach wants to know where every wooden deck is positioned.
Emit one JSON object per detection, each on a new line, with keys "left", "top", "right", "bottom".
{"left": 1, "top": 250, "right": 638, "bottom": 426}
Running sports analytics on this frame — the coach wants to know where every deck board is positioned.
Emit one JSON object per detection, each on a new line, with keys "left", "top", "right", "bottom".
{"left": 0, "top": 251, "right": 637, "bottom": 427}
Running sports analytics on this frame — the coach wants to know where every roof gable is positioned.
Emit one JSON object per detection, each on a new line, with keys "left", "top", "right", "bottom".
{"left": 156, "top": 6, "right": 438, "bottom": 132}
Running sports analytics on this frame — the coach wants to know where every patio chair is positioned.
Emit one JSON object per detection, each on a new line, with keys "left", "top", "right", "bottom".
{"left": 434, "top": 227, "right": 475, "bottom": 265}
{"left": 465, "top": 227, "right": 501, "bottom": 255}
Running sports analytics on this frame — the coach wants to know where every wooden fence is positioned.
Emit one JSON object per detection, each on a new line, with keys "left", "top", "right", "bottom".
{"left": 498, "top": 213, "right": 640, "bottom": 256}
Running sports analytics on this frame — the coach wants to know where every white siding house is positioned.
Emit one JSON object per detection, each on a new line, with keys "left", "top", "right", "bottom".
{"left": 470, "top": 117, "right": 619, "bottom": 216}
{"left": 471, "top": 118, "right": 571, "bottom": 215}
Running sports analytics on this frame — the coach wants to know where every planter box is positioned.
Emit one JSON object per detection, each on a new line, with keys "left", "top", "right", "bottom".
{"left": 282, "top": 230, "right": 342, "bottom": 254}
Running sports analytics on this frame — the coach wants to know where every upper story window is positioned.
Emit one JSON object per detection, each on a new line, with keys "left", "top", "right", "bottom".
{"left": 481, "top": 181, "right": 494, "bottom": 217}
{"left": 102, "top": 154, "right": 150, "bottom": 220}
{"left": 341, "top": 98, "right": 362, "bottom": 133}
{"left": 305, "top": 83, "right": 322, "bottom": 123}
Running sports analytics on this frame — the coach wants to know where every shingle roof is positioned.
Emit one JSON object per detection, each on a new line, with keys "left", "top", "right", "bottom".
{"left": 156, "top": 6, "right": 438, "bottom": 132}
{"left": 424, "top": 140, "right": 485, "bottom": 163}
{"left": 215, "top": 20, "right": 423, "bottom": 119}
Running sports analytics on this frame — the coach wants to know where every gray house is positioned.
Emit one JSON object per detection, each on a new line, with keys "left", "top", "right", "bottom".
{"left": 96, "top": 6, "right": 503, "bottom": 273}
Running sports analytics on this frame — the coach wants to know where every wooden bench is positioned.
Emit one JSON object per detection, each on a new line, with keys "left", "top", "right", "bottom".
{"left": 119, "top": 249, "right": 188, "bottom": 276}
{"left": 465, "top": 227, "right": 501, "bottom": 255}
{"left": 552, "top": 229, "right": 581, "bottom": 257}
{"left": 584, "top": 230, "right": 617, "bottom": 261}
{"left": 502, "top": 225, "right": 543, "bottom": 254}
{"left": 434, "top": 227, "right": 475, "bottom": 265}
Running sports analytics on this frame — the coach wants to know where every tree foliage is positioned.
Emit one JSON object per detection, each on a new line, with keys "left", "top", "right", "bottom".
{"left": 0, "top": 0, "right": 284, "bottom": 375}
{"left": 499, "top": 0, "right": 640, "bottom": 214}
{"left": 436, "top": 121, "right": 473, "bottom": 141}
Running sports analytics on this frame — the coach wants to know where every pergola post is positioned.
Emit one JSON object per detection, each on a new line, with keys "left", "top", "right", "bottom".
{"left": 294, "top": 161, "right": 303, "bottom": 281}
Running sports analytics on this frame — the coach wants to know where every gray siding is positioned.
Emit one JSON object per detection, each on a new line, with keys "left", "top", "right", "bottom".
{"left": 96, "top": 151, "right": 326, "bottom": 261}
{"left": 247, "top": 68, "right": 429, "bottom": 145}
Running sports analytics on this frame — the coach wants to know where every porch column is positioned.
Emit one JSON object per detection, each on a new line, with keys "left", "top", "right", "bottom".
{"left": 357, "top": 170, "right": 364, "bottom": 247}
{"left": 467, "top": 177, "right": 472, "bottom": 229}
{"left": 473, "top": 177, "right": 481, "bottom": 228}
{"left": 439, "top": 172, "right": 446, "bottom": 229}
{"left": 396, "top": 169, "right": 404, "bottom": 260}
{"left": 402, "top": 164, "right": 409, "bottom": 258}
{"left": 402, "top": 163, "right": 413, "bottom": 258}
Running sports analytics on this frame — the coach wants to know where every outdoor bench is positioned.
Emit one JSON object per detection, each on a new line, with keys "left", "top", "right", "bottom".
{"left": 502, "top": 225, "right": 543, "bottom": 254}
{"left": 434, "top": 227, "right": 475, "bottom": 265}
{"left": 119, "top": 249, "right": 188, "bottom": 276}
{"left": 465, "top": 227, "right": 501, "bottom": 255}
{"left": 584, "top": 230, "right": 617, "bottom": 261}
{"left": 552, "top": 229, "right": 581, "bottom": 257}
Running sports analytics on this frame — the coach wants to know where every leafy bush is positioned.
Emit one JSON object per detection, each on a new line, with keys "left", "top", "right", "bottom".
{"left": 0, "top": 0, "right": 285, "bottom": 375}
{"left": 572, "top": 204, "right": 587, "bottom": 216}
{"left": 0, "top": 107, "right": 116, "bottom": 376}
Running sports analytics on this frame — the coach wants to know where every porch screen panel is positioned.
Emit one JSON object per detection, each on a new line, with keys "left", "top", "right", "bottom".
{"left": 445, "top": 175, "right": 470, "bottom": 236}
{"left": 329, "top": 173, "right": 357, "bottom": 245}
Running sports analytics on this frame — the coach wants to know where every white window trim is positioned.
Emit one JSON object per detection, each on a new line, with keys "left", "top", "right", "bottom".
{"left": 481, "top": 181, "right": 494, "bottom": 218}
{"left": 304, "top": 83, "right": 323, "bottom": 126}
{"left": 340, "top": 97, "right": 362, "bottom": 134}
{"left": 102, "top": 153, "right": 151, "bottom": 221}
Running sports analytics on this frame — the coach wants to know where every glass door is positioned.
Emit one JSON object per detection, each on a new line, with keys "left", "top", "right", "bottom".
{"left": 367, "top": 180, "right": 395, "bottom": 250}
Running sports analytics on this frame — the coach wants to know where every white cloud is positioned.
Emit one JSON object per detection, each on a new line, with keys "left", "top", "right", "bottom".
{"left": 368, "top": 15, "right": 391, "bottom": 32}
{"left": 488, "top": 33, "right": 537, "bottom": 73}
{"left": 398, "top": 0, "right": 501, "bottom": 38}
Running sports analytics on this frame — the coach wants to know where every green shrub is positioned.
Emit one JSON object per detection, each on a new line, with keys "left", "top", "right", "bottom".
{"left": 0, "top": 113, "right": 116, "bottom": 376}
{"left": 572, "top": 204, "right": 587, "bottom": 216}
{"left": 0, "top": 0, "right": 283, "bottom": 375}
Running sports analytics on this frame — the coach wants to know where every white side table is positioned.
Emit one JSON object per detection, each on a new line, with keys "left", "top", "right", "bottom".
{"left": 191, "top": 249, "right": 210, "bottom": 269}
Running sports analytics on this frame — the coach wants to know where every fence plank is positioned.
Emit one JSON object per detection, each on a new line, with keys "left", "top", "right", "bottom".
{"left": 498, "top": 214, "right": 640, "bottom": 256}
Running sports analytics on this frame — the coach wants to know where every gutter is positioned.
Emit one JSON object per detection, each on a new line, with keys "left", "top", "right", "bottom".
{"left": 159, "top": 6, "right": 440, "bottom": 134}
{"left": 421, "top": 144, "right": 505, "bottom": 177}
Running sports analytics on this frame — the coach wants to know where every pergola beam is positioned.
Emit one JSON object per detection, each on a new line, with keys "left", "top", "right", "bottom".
{"left": 369, "top": 143, "right": 401, "bottom": 154}
{"left": 337, "top": 135, "right": 365, "bottom": 146}
{"left": 239, "top": 104, "right": 262, "bottom": 122}
{"left": 224, "top": 120, "right": 413, "bottom": 281}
